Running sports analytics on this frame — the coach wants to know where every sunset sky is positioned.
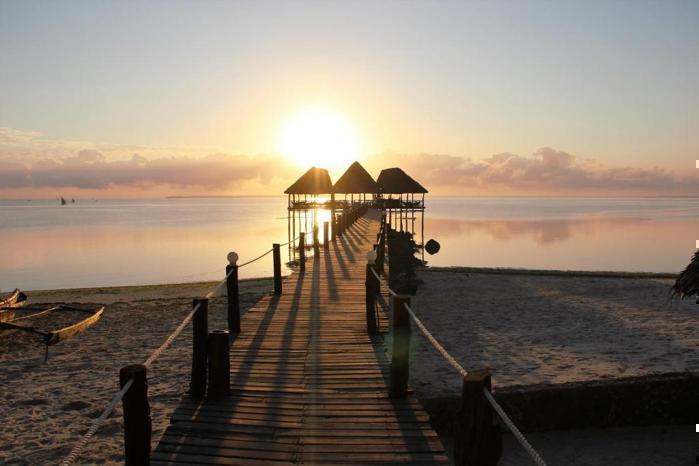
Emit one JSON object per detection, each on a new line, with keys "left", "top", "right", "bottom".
{"left": 1, "top": 1, "right": 698, "bottom": 197}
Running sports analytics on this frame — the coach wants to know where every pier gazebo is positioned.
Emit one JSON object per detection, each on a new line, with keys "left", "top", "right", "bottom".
{"left": 376, "top": 167, "right": 428, "bottom": 210}
{"left": 284, "top": 167, "right": 334, "bottom": 210}
{"left": 332, "top": 161, "right": 378, "bottom": 206}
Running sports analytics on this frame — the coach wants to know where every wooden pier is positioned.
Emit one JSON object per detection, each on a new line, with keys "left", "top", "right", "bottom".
{"left": 152, "top": 210, "right": 448, "bottom": 465}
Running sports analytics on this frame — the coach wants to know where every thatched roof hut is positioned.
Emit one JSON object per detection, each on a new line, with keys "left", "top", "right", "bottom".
{"left": 333, "top": 161, "right": 378, "bottom": 194}
{"left": 376, "top": 167, "right": 428, "bottom": 194}
{"left": 284, "top": 167, "right": 333, "bottom": 195}
{"left": 672, "top": 250, "right": 699, "bottom": 298}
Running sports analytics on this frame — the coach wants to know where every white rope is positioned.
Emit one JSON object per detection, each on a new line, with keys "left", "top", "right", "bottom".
{"left": 238, "top": 248, "right": 274, "bottom": 268}
{"left": 404, "top": 303, "right": 468, "bottom": 377}
{"left": 370, "top": 268, "right": 397, "bottom": 297}
{"left": 61, "top": 263, "right": 237, "bottom": 464}
{"left": 402, "top": 300, "right": 546, "bottom": 466}
{"left": 60, "top": 378, "right": 134, "bottom": 466}
{"left": 482, "top": 388, "right": 547, "bottom": 466}
{"left": 142, "top": 302, "right": 200, "bottom": 368}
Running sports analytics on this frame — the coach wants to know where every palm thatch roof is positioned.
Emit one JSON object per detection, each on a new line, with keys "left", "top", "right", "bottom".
{"left": 376, "top": 167, "right": 428, "bottom": 194}
{"left": 284, "top": 167, "right": 333, "bottom": 195}
{"left": 671, "top": 250, "right": 699, "bottom": 298}
{"left": 333, "top": 161, "right": 378, "bottom": 194}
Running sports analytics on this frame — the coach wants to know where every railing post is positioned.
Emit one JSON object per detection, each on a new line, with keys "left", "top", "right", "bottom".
{"left": 331, "top": 216, "right": 337, "bottom": 241}
{"left": 225, "top": 252, "right": 240, "bottom": 334}
{"left": 120, "top": 364, "right": 151, "bottom": 466}
{"left": 365, "top": 261, "right": 378, "bottom": 336}
{"left": 389, "top": 295, "right": 411, "bottom": 398}
{"left": 190, "top": 297, "right": 208, "bottom": 397}
{"left": 207, "top": 330, "right": 231, "bottom": 400}
{"left": 273, "top": 243, "right": 282, "bottom": 294}
{"left": 299, "top": 232, "right": 306, "bottom": 271}
{"left": 323, "top": 221, "right": 329, "bottom": 249}
{"left": 313, "top": 225, "right": 320, "bottom": 257}
{"left": 454, "top": 368, "right": 502, "bottom": 466}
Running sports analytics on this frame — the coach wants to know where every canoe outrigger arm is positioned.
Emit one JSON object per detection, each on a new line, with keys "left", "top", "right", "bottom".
{"left": 0, "top": 305, "right": 104, "bottom": 361}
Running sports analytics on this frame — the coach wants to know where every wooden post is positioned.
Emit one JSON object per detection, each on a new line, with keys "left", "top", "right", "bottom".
{"left": 189, "top": 297, "right": 208, "bottom": 397}
{"left": 120, "top": 364, "right": 151, "bottom": 466}
{"left": 454, "top": 369, "right": 502, "bottom": 466}
{"left": 365, "top": 263, "right": 378, "bottom": 335}
{"left": 323, "top": 221, "right": 329, "bottom": 249}
{"left": 273, "top": 243, "right": 282, "bottom": 294}
{"left": 299, "top": 232, "right": 306, "bottom": 271}
{"left": 389, "top": 295, "right": 411, "bottom": 398}
{"left": 313, "top": 225, "right": 320, "bottom": 256}
{"left": 207, "top": 330, "right": 231, "bottom": 400}
{"left": 225, "top": 255, "right": 240, "bottom": 334}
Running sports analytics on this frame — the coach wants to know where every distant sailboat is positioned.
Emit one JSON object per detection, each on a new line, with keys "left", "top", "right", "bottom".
{"left": 60, "top": 197, "right": 67, "bottom": 205}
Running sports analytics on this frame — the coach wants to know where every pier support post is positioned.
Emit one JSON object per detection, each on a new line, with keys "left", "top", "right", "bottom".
{"left": 389, "top": 295, "right": 411, "bottom": 398}
{"left": 365, "top": 259, "right": 379, "bottom": 336}
{"left": 225, "top": 252, "right": 240, "bottom": 334}
{"left": 190, "top": 297, "right": 208, "bottom": 397}
{"left": 120, "top": 364, "right": 151, "bottom": 466}
{"left": 207, "top": 330, "right": 231, "bottom": 400}
{"left": 323, "top": 221, "right": 329, "bottom": 249}
{"left": 454, "top": 369, "right": 502, "bottom": 466}
{"left": 299, "top": 232, "right": 306, "bottom": 271}
{"left": 273, "top": 243, "right": 282, "bottom": 294}
{"left": 313, "top": 225, "right": 320, "bottom": 257}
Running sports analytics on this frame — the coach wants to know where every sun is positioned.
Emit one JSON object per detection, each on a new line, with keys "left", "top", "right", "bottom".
{"left": 278, "top": 107, "right": 359, "bottom": 170}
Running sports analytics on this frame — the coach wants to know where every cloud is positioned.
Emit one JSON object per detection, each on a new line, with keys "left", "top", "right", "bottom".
{"left": 369, "top": 147, "right": 697, "bottom": 195}
{"left": 0, "top": 150, "right": 291, "bottom": 191}
{"left": 0, "top": 127, "right": 696, "bottom": 195}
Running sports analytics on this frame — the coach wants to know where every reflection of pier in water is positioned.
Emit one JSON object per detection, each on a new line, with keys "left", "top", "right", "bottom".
{"left": 284, "top": 163, "right": 428, "bottom": 264}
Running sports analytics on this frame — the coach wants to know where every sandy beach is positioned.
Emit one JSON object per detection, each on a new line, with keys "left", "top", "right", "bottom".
{"left": 1, "top": 269, "right": 696, "bottom": 465}
{"left": 0, "top": 278, "right": 271, "bottom": 465}
{"left": 408, "top": 268, "right": 698, "bottom": 398}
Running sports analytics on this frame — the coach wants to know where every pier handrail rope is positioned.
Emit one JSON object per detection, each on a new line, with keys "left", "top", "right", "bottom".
{"left": 370, "top": 258, "right": 546, "bottom": 466}
{"left": 61, "top": 234, "right": 294, "bottom": 465}
{"left": 482, "top": 387, "right": 547, "bottom": 466}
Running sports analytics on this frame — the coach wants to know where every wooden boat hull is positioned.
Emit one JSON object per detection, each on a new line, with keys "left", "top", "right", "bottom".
{"left": 0, "top": 305, "right": 104, "bottom": 346}
{"left": 0, "top": 289, "right": 27, "bottom": 323}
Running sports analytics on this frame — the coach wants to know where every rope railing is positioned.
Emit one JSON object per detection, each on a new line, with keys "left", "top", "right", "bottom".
{"left": 60, "top": 236, "right": 290, "bottom": 465}
{"left": 62, "top": 206, "right": 369, "bottom": 464}
{"left": 368, "top": 220, "right": 546, "bottom": 465}
{"left": 59, "top": 378, "right": 134, "bottom": 466}
{"left": 482, "top": 387, "right": 547, "bottom": 466}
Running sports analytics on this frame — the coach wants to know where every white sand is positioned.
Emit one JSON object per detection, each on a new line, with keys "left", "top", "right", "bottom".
{"left": 0, "top": 279, "right": 271, "bottom": 465}
{"left": 409, "top": 269, "right": 699, "bottom": 399}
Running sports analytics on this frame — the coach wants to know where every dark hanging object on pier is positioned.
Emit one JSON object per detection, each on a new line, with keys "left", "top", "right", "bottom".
{"left": 425, "top": 239, "right": 440, "bottom": 255}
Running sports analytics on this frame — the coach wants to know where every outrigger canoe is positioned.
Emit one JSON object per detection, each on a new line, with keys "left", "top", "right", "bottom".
{"left": 0, "top": 305, "right": 104, "bottom": 359}
{"left": 0, "top": 289, "right": 27, "bottom": 323}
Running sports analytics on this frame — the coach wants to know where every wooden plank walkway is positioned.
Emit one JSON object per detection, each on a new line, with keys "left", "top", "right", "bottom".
{"left": 153, "top": 211, "right": 448, "bottom": 465}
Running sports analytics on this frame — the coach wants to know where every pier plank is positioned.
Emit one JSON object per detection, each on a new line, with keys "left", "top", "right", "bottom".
{"left": 154, "top": 211, "right": 446, "bottom": 465}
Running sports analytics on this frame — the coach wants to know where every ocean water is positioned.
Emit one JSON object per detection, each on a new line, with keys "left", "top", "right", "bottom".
{"left": 1, "top": 197, "right": 697, "bottom": 290}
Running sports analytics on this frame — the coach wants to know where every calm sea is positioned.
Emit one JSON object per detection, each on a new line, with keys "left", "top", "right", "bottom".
{"left": 1, "top": 197, "right": 697, "bottom": 290}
